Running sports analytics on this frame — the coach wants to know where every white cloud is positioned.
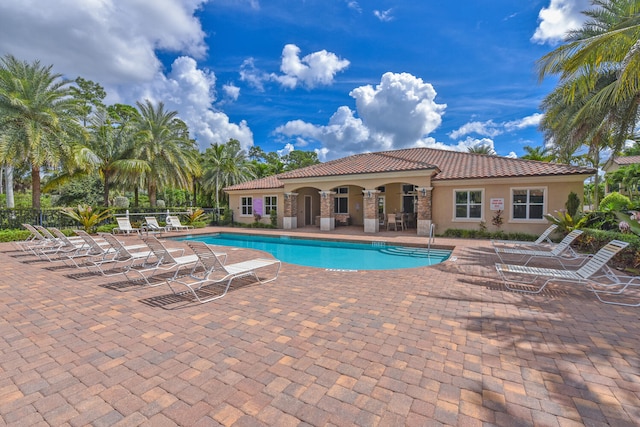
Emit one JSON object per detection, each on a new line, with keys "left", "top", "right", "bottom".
{"left": 222, "top": 83, "right": 240, "bottom": 101}
{"left": 275, "top": 72, "right": 447, "bottom": 159}
{"left": 0, "top": 1, "right": 254, "bottom": 152}
{"left": 345, "top": 1, "right": 362, "bottom": 13}
{"left": 0, "top": 0, "right": 207, "bottom": 86}
{"left": 374, "top": 9, "right": 394, "bottom": 22}
{"left": 239, "top": 57, "right": 269, "bottom": 91}
{"left": 239, "top": 45, "right": 349, "bottom": 91}
{"left": 277, "top": 143, "right": 295, "bottom": 157}
{"left": 274, "top": 44, "right": 350, "bottom": 89}
{"left": 531, "top": 0, "right": 590, "bottom": 44}
{"left": 136, "top": 56, "right": 254, "bottom": 151}
{"left": 449, "top": 120, "right": 502, "bottom": 139}
{"left": 504, "top": 113, "right": 544, "bottom": 131}
{"left": 450, "top": 113, "right": 543, "bottom": 139}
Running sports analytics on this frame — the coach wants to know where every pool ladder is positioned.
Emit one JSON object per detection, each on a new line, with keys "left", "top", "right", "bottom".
{"left": 427, "top": 223, "right": 436, "bottom": 251}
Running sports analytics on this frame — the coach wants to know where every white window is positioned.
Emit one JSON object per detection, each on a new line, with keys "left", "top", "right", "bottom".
{"left": 334, "top": 187, "right": 349, "bottom": 214}
{"left": 512, "top": 188, "right": 545, "bottom": 220}
{"left": 264, "top": 196, "right": 277, "bottom": 215}
{"left": 454, "top": 190, "right": 483, "bottom": 220}
{"left": 241, "top": 197, "right": 253, "bottom": 216}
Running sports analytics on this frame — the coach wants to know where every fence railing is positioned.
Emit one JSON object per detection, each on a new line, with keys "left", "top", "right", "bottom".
{"left": 0, "top": 207, "right": 228, "bottom": 230}
{"left": 0, "top": 207, "right": 230, "bottom": 230}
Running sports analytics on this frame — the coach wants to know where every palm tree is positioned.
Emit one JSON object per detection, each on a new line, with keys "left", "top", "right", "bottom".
{"left": 520, "top": 145, "right": 553, "bottom": 162}
{"left": 134, "top": 100, "right": 201, "bottom": 207}
{"left": 202, "top": 140, "right": 255, "bottom": 209}
{"left": 537, "top": 0, "right": 640, "bottom": 155}
{"left": 0, "top": 55, "right": 84, "bottom": 210}
{"left": 467, "top": 143, "right": 496, "bottom": 155}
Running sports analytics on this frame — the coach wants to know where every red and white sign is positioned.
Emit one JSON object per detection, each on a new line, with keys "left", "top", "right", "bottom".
{"left": 490, "top": 198, "right": 504, "bottom": 211}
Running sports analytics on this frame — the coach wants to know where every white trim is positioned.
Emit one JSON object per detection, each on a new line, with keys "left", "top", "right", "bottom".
{"left": 509, "top": 186, "right": 547, "bottom": 221}
{"left": 240, "top": 196, "right": 253, "bottom": 217}
{"left": 452, "top": 188, "right": 484, "bottom": 221}
{"left": 263, "top": 194, "right": 278, "bottom": 215}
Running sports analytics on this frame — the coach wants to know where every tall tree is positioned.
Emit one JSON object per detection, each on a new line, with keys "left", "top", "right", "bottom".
{"left": 282, "top": 150, "right": 320, "bottom": 170}
{"left": 71, "top": 77, "right": 106, "bottom": 127}
{"left": 537, "top": 0, "right": 640, "bottom": 208}
{"left": 0, "top": 55, "right": 84, "bottom": 210}
{"left": 467, "top": 143, "right": 496, "bottom": 155}
{"left": 134, "top": 100, "right": 201, "bottom": 207}
{"left": 202, "top": 139, "right": 255, "bottom": 209}
{"left": 520, "top": 145, "right": 553, "bottom": 162}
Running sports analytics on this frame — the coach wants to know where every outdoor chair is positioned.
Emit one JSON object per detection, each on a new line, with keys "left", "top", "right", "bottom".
{"left": 65, "top": 230, "right": 145, "bottom": 266}
{"left": 166, "top": 241, "right": 280, "bottom": 303}
{"left": 491, "top": 224, "right": 558, "bottom": 249}
{"left": 495, "top": 239, "right": 629, "bottom": 295}
{"left": 588, "top": 274, "right": 640, "bottom": 307}
{"left": 30, "top": 227, "right": 89, "bottom": 262}
{"left": 494, "top": 229, "right": 584, "bottom": 268}
{"left": 395, "top": 213, "right": 406, "bottom": 231}
{"left": 14, "top": 223, "right": 45, "bottom": 252}
{"left": 113, "top": 217, "right": 141, "bottom": 235}
{"left": 122, "top": 236, "right": 220, "bottom": 286}
{"left": 387, "top": 214, "right": 397, "bottom": 231}
{"left": 166, "top": 215, "right": 193, "bottom": 231}
{"left": 85, "top": 232, "right": 162, "bottom": 276}
{"left": 142, "top": 216, "right": 168, "bottom": 235}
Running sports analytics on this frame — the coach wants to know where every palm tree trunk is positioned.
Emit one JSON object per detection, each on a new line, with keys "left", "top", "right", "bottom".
{"left": 103, "top": 173, "right": 111, "bottom": 207}
{"left": 134, "top": 186, "right": 139, "bottom": 207}
{"left": 31, "top": 165, "right": 41, "bottom": 210}
{"left": 5, "top": 165, "right": 14, "bottom": 208}
{"left": 148, "top": 182, "right": 157, "bottom": 207}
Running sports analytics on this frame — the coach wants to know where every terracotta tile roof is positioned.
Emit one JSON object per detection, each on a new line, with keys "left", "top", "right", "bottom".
{"left": 224, "top": 174, "right": 285, "bottom": 191}
{"left": 225, "top": 147, "right": 595, "bottom": 191}
{"left": 611, "top": 155, "right": 640, "bottom": 166}
{"left": 277, "top": 149, "right": 439, "bottom": 179}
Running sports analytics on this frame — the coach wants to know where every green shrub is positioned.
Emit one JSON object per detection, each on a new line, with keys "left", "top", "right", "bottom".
{"left": 573, "top": 229, "right": 640, "bottom": 272}
{"left": 565, "top": 192, "right": 581, "bottom": 217}
{"left": 0, "top": 229, "right": 31, "bottom": 242}
{"left": 60, "top": 204, "right": 112, "bottom": 233}
{"left": 600, "top": 192, "right": 631, "bottom": 211}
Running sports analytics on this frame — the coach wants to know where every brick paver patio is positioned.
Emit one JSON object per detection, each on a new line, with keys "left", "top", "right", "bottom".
{"left": 1, "top": 227, "right": 638, "bottom": 426}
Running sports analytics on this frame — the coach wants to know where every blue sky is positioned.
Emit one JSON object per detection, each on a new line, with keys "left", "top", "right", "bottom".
{"left": 0, "top": 0, "right": 592, "bottom": 160}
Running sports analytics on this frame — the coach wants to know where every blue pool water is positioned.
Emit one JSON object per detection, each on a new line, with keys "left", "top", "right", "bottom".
{"left": 176, "top": 233, "right": 451, "bottom": 270}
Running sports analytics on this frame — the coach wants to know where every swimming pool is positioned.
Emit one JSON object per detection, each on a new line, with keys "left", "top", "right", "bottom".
{"left": 176, "top": 233, "right": 451, "bottom": 271}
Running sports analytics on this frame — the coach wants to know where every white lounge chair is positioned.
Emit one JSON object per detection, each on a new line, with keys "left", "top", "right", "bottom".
{"left": 166, "top": 241, "right": 280, "bottom": 303}
{"left": 495, "top": 240, "right": 629, "bottom": 295}
{"left": 142, "top": 217, "right": 168, "bottom": 235}
{"left": 86, "top": 232, "right": 160, "bottom": 276}
{"left": 166, "top": 215, "right": 193, "bottom": 231}
{"left": 31, "top": 227, "right": 89, "bottom": 262}
{"left": 14, "top": 223, "right": 45, "bottom": 252}
{"left": 123, "top": 236, "right": 219, "bottom": 286}
{"left": 589, "top": 274, "right": 640, "bottom": 307}
{"left": 491, "top": 224, "right": 558, "bottom": 249}
{"left": 494, "top": 229, "right": 584, "bottom": 267}
{"left": 21, "top": 224, "right": 61, "bottom": 255}
{"left": 113, "top": 217, "right": 141, "bottom": 235}
{"left": 54, "top": 230, "right": 122, "bottom": 267}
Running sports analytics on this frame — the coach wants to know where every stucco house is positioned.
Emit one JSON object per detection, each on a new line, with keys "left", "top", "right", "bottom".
{"left": 602, "top": 155, "right": 640, "bottom": 194}
{"left": 224, "top": 147, "right": 594, "bottom": 236}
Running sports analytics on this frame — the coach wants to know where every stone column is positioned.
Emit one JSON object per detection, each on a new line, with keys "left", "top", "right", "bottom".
{"left": 416, "top": 187, "right": 433, "bottom": 236}
{"left": 283, "top": 192, "right": 298, "bottom": 229}
{"left": 362, "top": 189, "right": 380, "bottom": 233}
{"left": 319, "top": 191, "right": 335, "bottom": 231}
